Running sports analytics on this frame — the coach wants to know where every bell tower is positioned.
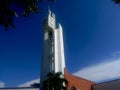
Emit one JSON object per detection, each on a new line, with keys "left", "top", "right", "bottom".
{"left": 40, "top": 9, "right": 65, "bottom": 89}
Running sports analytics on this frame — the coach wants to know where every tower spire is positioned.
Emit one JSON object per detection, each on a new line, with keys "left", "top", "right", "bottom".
{"left": 48, "top": 5, "right": 50, "bottom": 11}
{"left": 48, "top": 5, "right": 51, "bottom": 16}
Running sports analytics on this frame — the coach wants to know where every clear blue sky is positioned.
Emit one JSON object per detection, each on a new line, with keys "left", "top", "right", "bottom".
{"left": 1, "top": 0, "right": 120, "bottom": 87}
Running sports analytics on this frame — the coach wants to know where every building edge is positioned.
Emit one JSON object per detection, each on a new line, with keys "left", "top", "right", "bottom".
{"left": 64, "top": 68, "right": 96, "bottom": 90}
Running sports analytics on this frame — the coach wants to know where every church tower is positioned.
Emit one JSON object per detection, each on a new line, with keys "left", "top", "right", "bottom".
{"left": 40, "top": 9, "right": 65, "bottom": 89}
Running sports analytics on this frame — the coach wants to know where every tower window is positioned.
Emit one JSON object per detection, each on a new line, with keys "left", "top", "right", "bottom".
{"left": 48, "top": 31, "right": 53, "bottom": 39}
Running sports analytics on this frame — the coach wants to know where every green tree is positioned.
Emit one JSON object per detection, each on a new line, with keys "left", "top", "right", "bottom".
{"left": 0, "top": 0, "right": 56, "bottom": 30}
{"left": 113, "top": 0, "right": 120, "bottom": 3}
{"left": 43, "top": 72, "right": 68, "bottom": 90}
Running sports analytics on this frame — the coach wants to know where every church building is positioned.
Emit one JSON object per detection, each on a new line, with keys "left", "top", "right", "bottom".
{"left": 39, "top": 9, "right": 120, "bottom": 90}
{"left": 0, "top": 9, "right": 120, "bottom": 90}
{"left": 40, "top": 9, "right": 95, "bottom": 90}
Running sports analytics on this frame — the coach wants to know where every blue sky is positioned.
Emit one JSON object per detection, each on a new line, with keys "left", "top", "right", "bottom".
{"left": 1, "top": 0, "right": 120, "bottom": 87}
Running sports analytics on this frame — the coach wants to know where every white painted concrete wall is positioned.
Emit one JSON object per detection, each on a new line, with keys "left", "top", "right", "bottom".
{"left": 40, "top": 10, "right": 65, "bottom": 89}
{"left": 54, "top": 24, "right": 65, "bottom": 74}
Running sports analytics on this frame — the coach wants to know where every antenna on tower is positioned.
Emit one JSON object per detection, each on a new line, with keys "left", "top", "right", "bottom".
{"left": 48, "top": 5, "right": 51, "bottom": 16}
{"left": 48, "top": 5, "right": 50, "bottom": 10}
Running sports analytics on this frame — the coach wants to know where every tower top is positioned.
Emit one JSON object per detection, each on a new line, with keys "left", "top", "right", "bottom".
{"left": 48, "top": 8, "right": 55, "bottom": 19}
{"left": 43, "top": 8, "right": 56, "bottom": 30}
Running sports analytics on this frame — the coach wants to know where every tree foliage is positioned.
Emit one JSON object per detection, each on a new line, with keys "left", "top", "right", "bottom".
{"left": 0, "top": 0, "right": 56, "bottom": 30}
{"left": 113, "top": 0, "right": 120, "bottom": 3}
{"left": 43, "top": 72, "right": 68, "bottom": 90}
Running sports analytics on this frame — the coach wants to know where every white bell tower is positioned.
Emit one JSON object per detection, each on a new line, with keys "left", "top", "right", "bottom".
{"left": 40, "top": 9, "right": 65, "bottom": 89}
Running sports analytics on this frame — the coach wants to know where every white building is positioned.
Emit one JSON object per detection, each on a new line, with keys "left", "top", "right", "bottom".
{"left": 40, "top": 9, "right": 65, "bottom": 89}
